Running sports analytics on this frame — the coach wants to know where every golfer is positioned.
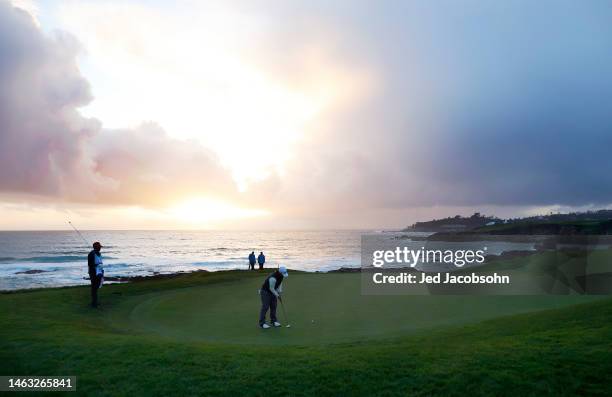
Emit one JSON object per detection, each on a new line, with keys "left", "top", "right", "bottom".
{"left": 259, "top": 266, "right": 288, "bottom": 329}
{"left": 87, "top": 242, "right": 104, "bottom": 308}
{"left": 248, "top": 251, "right": 256, "bottom": 270}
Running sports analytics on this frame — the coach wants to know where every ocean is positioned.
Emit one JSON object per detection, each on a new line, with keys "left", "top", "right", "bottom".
{"left": 0, "top": 230, "right": 364, "bottom": 290}
{"left": 0, "top": 230, "right": 535, "bottom": 290}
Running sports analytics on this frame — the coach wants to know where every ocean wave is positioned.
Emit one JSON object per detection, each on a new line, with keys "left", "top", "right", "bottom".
{"left": 104, "top": 263, "right": 134, "bottom": 269}
{"left": 36, "top": 255, "right": 85, "bottom": 263}
{"left": 13, "top": 255, "right": 86, "bottom": 263}
{"left": 6, "top": 255, "right": 118, "bottom": 263}
{"left": 190, "top": 261, "right": 235, "bottom": 267}
{"left": 32, "top": 250, "right": 89, "bottom": 255}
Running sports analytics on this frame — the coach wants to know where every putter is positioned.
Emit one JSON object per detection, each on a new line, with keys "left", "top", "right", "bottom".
{"left": 279, "top": 297, "right": 291, "bottom": 328}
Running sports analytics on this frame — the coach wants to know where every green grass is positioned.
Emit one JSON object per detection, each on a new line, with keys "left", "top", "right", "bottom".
{"left": 474, "top": 219, "right": 612, "bottom": 234}
{"left": 1, "top": 270, "right": 611, "bottom": 396}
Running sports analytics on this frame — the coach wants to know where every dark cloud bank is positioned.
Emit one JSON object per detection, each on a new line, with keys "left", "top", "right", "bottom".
{"left": 1, "top": 0, "right": 612, "bottom": 218}
{"left": 250, "top": 0, "right": 612, "bottom": 213}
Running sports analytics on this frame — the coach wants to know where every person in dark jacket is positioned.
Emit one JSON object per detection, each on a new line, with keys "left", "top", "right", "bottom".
{"left": 87, "top": 242, "right": 103, "bottom": 308}
{"left": 257, "top": 252, "right": 266, "bottom": 270}
{"left": 248, "top": 251, "right": 256, "bottom": 270}
{"left": 258, "top": 266, "right": 288, "bottom": 328}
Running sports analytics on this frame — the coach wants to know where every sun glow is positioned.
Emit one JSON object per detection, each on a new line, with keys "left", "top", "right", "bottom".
{"left": 56, "top": 1, "right": 353, "bottom": 190}
{"left": 168, "top": 198, "right": 269, "bottom": 224}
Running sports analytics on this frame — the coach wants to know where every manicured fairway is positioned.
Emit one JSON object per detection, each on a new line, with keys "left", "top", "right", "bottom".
{"left": 1, "top": 269, "right": 611, "bottom": 396}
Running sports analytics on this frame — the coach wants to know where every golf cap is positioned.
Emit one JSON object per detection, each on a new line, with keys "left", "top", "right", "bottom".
{"left": 279, "top": 266, "right": 288, "bottom": 277}
{"left": 93, "top": 242, "right": 102, "bottom": 248}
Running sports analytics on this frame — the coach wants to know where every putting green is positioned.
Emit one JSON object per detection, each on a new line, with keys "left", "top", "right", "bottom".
{"left": 106, "top": 272, "right": 598, "bottom": 345}
{"left": 3, "top": 268, "right": 611, "bottom": 395}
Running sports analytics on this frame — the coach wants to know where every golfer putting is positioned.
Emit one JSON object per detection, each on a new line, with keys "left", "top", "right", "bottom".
{"left": 259, "top": 266, "right": 289, "bottom": 329}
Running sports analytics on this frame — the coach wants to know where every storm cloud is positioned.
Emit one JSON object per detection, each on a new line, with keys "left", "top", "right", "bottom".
{"left": 0, "top": 1, "right": 234, "bottom": 206}
{"left": 244, "top": 0, "right": 612, "bottom": 215}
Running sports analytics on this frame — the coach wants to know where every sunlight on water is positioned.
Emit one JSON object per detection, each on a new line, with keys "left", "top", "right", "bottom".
{"left": 0, "top": 231, "right": 364, "bottom": 290}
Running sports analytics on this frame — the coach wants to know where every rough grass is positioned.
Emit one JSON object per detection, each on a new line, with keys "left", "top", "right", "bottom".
{"left": 1, "top": 270, "right": 611, "bottom": 396}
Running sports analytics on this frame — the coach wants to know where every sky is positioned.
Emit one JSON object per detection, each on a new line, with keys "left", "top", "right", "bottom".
{"left": 1, "top": 0, "right": 611, "bottom": 230}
